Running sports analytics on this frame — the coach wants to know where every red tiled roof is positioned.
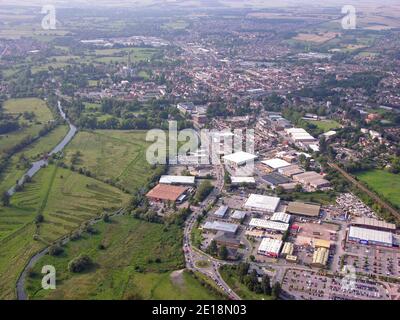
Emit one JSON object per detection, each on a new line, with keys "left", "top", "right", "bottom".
{"left": 146, "top": 184, "right": 187, "bottom": 201}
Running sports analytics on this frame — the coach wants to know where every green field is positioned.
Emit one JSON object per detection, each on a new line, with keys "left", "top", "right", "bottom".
{"left": 306, "top": 120, "right": 341, "bottom": 132}
{"left": 0, "top": 165, "right": 130, "bottom": 299}
{"left": 25, "top": 215, "right": 219, "bottom": 300}
{"left": 0, "top": 98, "right": 55, "bottom": 156}
{"left": 64, "top": 130, "right": 153, "bottom": 192}
{"left": 0, "top": 125, "right": 69, "bottom": 194}
{"left": 219, "top": 265, "right": 272, "bottom": 300}
{"left": 3, "top": 98, "right": 53, "bottom": 123}
{"left": 355, "top": 170, "right": 400, "bottom": 208}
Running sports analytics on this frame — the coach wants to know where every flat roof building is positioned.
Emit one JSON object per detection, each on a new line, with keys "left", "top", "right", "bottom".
{"left": 312, "top": 247, "right": 329, "bottom": 268}
{"left": 159, "top": 175, "right": 195, "bottom": 185}
{"left": 230, "top": 176, "right": 256, "bottom": 185}
{"left": 278, "top": 165, "right": 304, "bottom": 177}
{"left": 271, "top": 212, "right": 291, "bottom": 224}
{"left": 293, "top": 171, "right": 330, "bottom": 189}
{"left": 223, "top": 151, "right": 257, "bottom": 166}
{"left": 249, "top": 218, "right": 289, "bottom": 232}
{"left": 351, "top": 217, "right": 396, "bottom": 232}
{"left": 286, "top": 202, "right": 321, "bottom": 217}
{"left": 146, "top": 184, "right": 187, "bottom": 202}
{"left": 281, "top": 242, "right": 294, "bottom": 256}
{"left": 203, "top": 221, "right": 239, "bottom": 234}
{"left": 313, "top": 239, "right": 331, "bottom": 249}
{"left": 261, "top": 158, "right": 291, "bottom": 170}
{"left": 213, "top": 205, "right": 229, "bottom": 218}
{"left": 348, "top": 226, "right": 393, "bottom": 247}
{"left": 258, "top": 238, "right": 283, "bottom": 258}
{"left": 244, "top": 194, "right": 281, "bottom": 213}
{"left": 262, "top": 172, "right": 291, "bottom": 187}
{"left": 231, "top": 210, "right": 247, "bottom": 221}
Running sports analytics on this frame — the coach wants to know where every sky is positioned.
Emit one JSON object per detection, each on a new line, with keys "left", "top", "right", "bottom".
{"left": 0, "top": 0, "right": 397, "bottom": 9}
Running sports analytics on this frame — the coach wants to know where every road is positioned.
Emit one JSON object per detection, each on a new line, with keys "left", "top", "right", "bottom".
{"left": 182, "top": 158, "right": 241, "bottom": 300}
{"left": 7, "top": 101, "right": 77, "bottom": 196}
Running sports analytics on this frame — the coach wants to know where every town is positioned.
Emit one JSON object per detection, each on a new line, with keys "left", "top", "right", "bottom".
{"left": 0, "top": 0, "right": 399, "bottom": 302}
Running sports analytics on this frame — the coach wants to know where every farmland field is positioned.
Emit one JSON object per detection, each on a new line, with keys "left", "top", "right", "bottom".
{"left": 64, "top": 130, "right": 154, "bottom": 192}
{"left": 25, "top": 215, "right": 220, "bottom": 300}
{"left": 3, "top": 98, "right": 53, "bottom": 123}
{"left": 0, "top": 98, "right": 55, "bottom": 155}
{"left": 0, "top": 125, "right": 69, "bottom": 194}
{"left": 355, "top": 170, "right": 400, "bottom": 208}
{"left": 0, "top": 165, "right": 130, "bottom": 299}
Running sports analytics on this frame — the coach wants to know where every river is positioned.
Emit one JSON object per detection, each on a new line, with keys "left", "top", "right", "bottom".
{"left": 7, "top": 101, "right": 77, "bottom": 196}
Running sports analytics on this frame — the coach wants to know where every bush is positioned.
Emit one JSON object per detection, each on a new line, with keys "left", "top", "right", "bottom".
{"left": 68, "top": 255, "right": 93, "bottom": 273}
{"left": 48, "top": 244, "right": 64, "bottom": 256}
{"left": 70, "top": 231, "right": 81, "bottom": 241}
{"left": 35, "top": 214, "right": 44, "bottom": 223}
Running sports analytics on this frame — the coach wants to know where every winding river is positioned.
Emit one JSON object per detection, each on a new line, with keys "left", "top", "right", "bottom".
{"left": 7, "top": 101, "right": 77, "bottom": 196}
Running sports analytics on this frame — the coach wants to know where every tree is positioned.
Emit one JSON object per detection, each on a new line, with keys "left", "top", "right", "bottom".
{"left": 272, "top": 282, "right": 282, "bottom": 299}
{"left": 207, "top": 240, "right": 218, "bottom": 256}
{"left": 49, "top": 244, "right": 64, "bottom": 256}
{"left": 195, "top": 180, "right": 214, "bottom": 202}
{"left": 68, "top": 254, "right": 93, "bottom": 273}
{"left": 102, "top": 213, "right": 110, "bottom": 223}
{"left": 261, "top": 275, "right": 272, "bottom": 295}
{"left": 218, "top": 245, "right": 229, "bottom": 260}
{"left": 1, "top": 191, "right": 10, "bottom": 207}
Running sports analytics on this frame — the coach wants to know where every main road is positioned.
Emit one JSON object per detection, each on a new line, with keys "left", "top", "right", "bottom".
{"left": 182, "top": 158, "right": 241, "bottom": 300}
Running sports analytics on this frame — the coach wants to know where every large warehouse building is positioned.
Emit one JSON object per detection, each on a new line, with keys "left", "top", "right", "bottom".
{"left": 203, "top": 221, "right": 239, "bottom": 234}
{"left": 286, "top": 201, "right": 321, "bottom": 218}
{"left": 258, "top": 238, "right": 283, "bottom": 257}
{"left": 146, "top": 184, "right": 188, "bottom": 202}
{"left": 244, "top": 194, "right": 281, "bottom": 213}
{"left": 351, "top": 217, "right": 396, "bottom": 232}
{"left": 249, "top": 218, "right": 289, "bottom": 232}
{"left": 348, "top": 226, "right": 393, "bottom": 247}
{"left": 222, "top": 151, "right": 257, "bottom": 167}
{"left": 159, "top": 175, "right": 195, "bottom": 185}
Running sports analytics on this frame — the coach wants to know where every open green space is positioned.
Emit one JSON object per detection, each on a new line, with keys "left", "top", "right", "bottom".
{"left": 0, "top": 165, "right": 129, "bottom": 299}
{"left": 305, "top": 119, "right": 341, "bottom": 132}
{"left": 64, "top": 130, "right": 153, "bottom": 193}
{"left": 25, "top": 215, "right": 219, "bottom": 300}
{"left": 219, "top": 265, "right": 273, "bottom": 300}
{"left": 0, "top": 125, "right": 69, "bottom": 194}
{"left": 3, "top": 98, "right": 53, "bottom": 123}
{"left": 355, "top": 170, "right": 400, "bottom": 208}
{"left": 0, "top": 98, "right": 55, "bottom": 155}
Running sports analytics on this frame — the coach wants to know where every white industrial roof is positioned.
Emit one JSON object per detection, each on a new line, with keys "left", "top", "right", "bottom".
{"left": 159, "top": 175, "right": 195, "bottom": 185}
{"left": 231, "top": 210, "right": 247, "bottom": 220}
{"left": 271, "top": 212, "right": 291, "bottom": 224}
{"left": 230, "top": 176, "right": 256, "bottom": 184}
{"left": 286, "top": 128, "right": 316, "bottom": 141}
{"left": 261, "top": 158, "right": 291, "bottom": 169}
{"left": 244, "top": 194, "right": 281, "bottom": 212}
{"left": 348, "top": 226, "right": 393, "bottom": 245}
{"left": 222, "top": 151, "right": 257, "bottom": 166}
{"left": 258, "top": 238, "right": 283, "bottom": 255}
{"left": 323, "top": 130, "right": 337, "bottom": 137}
{"left": 203, "top": 221, "right": 238, "bottom": 233}
{"left": 249, "top": 218, "right": 289, "bottom": 232}
{"left": 213, "top": 205, "right": 229, "bottom": 218}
